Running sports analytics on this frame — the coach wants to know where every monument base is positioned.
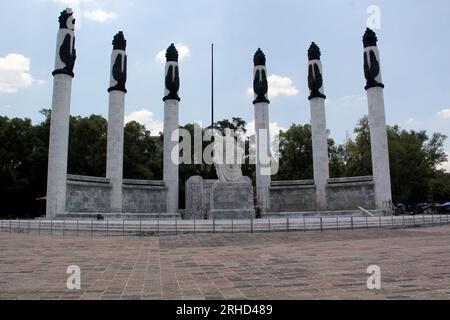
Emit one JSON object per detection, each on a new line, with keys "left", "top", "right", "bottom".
{"left": 209, "top": 179, "right": 255, "bottom": 220}
{"left": 185, "top": 176, "right": 255, "bottom": 220}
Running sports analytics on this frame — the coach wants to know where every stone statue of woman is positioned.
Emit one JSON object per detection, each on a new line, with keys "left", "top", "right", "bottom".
{"left": 214, "top": 131, "right": 245, "bottom": 183}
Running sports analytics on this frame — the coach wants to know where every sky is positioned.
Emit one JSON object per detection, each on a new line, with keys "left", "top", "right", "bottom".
{"left": 0, "top": 0, "right": 449, "bottom": 171}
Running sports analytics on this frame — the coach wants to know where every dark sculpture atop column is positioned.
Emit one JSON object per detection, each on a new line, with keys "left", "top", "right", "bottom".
{"left": 308, "top": 42, "right": 326, "bottom": 100}
{"left": 108, "top": 32, "right": 127, "bottom": 93}
{"left": 58, "top": 9, "right": 75, "bottom": 29}
{"left": 163, "top": 44, "right": 181, "bottom": 102}
{"left": 112, "top": 31, "right": 127, "bottom": 51}
{"left": 166, "top": 43, "right": 179, "bottom": 62}
{"left": 308, "top": 42, "right": 321, "bottom": 61}
{"left": 53, "top": 9, "right": 76, "bottom": 78}
{"left": 363, "top": 28, "right": 384, "bottom": 90}
{"left": 253, "top": 48, "right": 266, "bottom": 66}
{"left": 253, "top": 48, "right": 270, "bottom": 104}
{"left": 363, "top": 28, "right": 378, "bottom": 48}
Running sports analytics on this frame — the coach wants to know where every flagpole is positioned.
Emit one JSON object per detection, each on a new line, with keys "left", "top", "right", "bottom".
{"left": 211, "top": 43, "right": 214, "bottom": 129}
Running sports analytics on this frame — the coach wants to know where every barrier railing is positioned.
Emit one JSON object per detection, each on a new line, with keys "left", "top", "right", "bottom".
{"left": 0, "top": 214, "right": 449, "bottom": 237}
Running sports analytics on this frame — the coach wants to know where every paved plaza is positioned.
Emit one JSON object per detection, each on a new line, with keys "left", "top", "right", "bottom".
{"left": 1, "top": 226, "right": 450, "bottom": 300}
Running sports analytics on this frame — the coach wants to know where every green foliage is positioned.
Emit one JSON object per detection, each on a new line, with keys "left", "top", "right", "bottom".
{"left": 0, "top": 110, "right": 448, "bottom": 218}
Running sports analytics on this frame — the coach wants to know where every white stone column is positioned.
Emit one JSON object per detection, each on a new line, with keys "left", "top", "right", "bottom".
{"left": 106, "top": 32, "right": 127, "bottom": 213}
{"left": 363, "top": 28, "right": 392, "bottom": 210}
{"left": 253, "top": 49, "right": 271, "bottom": 212}
{"left": 308, "top": 42, "right": 329, "bottom": 211}
{"left": 46, "top": 9, "right": 76, "bottom": 219}
{"left": 163, "top": 44, "right": 181, "bottom": 213}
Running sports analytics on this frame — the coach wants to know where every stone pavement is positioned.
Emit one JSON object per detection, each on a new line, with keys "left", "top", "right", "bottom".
{"left": 1, "top": 226, "right": 450, "bottom": 300}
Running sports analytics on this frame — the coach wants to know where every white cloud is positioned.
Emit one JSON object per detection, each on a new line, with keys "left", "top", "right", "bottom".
{"left": 406, "top": 117, "right": 416, "bottom": 125}
{"left": 125, "top": 109, "right": 164, "bottom": 135}
{"left": 156, "top": 44, "right": 191, "bottom": 64}
{"left": 83, "top": 9, "right": 117, "bottom": 22}
{"left": 247, "top": 74, "right": 299, "bottom": 99}
{"left": 437, "top": 109, "right": 450, "bottom": 119}
{"left": 0, "top": 54, "right": 35, "bottom": 93}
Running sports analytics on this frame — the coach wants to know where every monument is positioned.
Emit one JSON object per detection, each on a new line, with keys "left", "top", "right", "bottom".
{"left": 363, "top": 28, "right": 392, "bottom": 210}
{"left": 163, "top": 44, "right": 181, "bottom": 214}
{"left": 106, "top": 31, "right": 127, "bottom": 213}
{"left": 253, "top": 49, "right": 272, "bottom": 213}
{"left": 46, "top": 9, "right": 76, "bottom": 219}
{"left": 308, "top": 42, "right": 330, "bottom": 210}
{"left": 44, "top": 8, "right": 392, "bottom": 220}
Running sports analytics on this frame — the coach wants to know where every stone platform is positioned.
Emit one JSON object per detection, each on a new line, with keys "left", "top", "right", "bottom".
{"left": 263, "top": 209, "right": 387, "bottom": 219}
{"left": 55, "top": 212, "right": 181, "bottom": 220}
{"left": 186, "top": 176, "right": 255, "bottom": 220}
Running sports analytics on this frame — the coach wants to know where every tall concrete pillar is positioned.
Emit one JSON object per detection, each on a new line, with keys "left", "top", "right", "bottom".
{"left": 363, "top": 28, "right": 392, "bottom": 210}
{"left": 308, "top": 42, "right": 329, "bottom": 211}
{"left": 163, "top": 44, "right": 180, "bottom": 213}
{"left": 252, "top": 49, "right": 272, "bottom": 212}
{"left": 106, "top": 32, "right": 127, "bottom": 213}
{"left": 46, "top": 9, "right": 77, "bottom": 219}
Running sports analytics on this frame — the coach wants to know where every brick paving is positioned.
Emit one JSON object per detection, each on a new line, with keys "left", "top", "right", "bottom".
{"left": 0, "top": 226, "right": 450, "bottom": 300}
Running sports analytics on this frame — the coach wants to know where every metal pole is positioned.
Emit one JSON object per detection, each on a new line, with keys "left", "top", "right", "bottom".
{"left": 379, "top": 216, "right": 382, "bottom": 229}
{"left": 269, "top": 218, "right": 271, "bottom": 232}
{"left": 251, "top": 219, "right": 254, "bottom": 234}
{"left": 38, "top": 220, "right": 41, "bottom": 235}
{"left": 211, "top": 43, "right": 214, "bottom": 129}
{"left": 63, "top": 220, "right": 65, "bottom": 236}
{"left": 76, "top": 220, "right": 79, "bottom": 237}
{"left": 50, "top": 220, "right": 53, "bottom": 236}
{"left": 287, "top": 218, "right": 290, "bottom": 233}
{"left": 303, "top": 217, "right": 306, "bottom": 232}
{"left": 122, "top": 220, "right": 125, "bottom": 237}
{"left": 175, "top": 219, "right": 178, "bottom": 236}
{"left": 232, "top": 219, "right": 234, "bottom": 233}
{"left": 158, "top": 220, "right": 160, "bottom": 236}
{"left": 91, "top": 220, "right": 93, "bottom": 237}
{"left": 193, "top": 219, "right": 196, "bottom": 235}
{"left": 320, "top": 218, "right": 323, "bottom": 232}
{"left": 213, "top": 219, "right": 216, "bottom": 234}
{"left": 107, "top": 220, "right": 109, "bottom": 237}
{"left": 336, "top": 217, "right": 339, "bottom": 231}
{"left": 9, "top": 220, "right": 12, "bottom": 233}
{"left": 432, "top": 214, "right": 434, "bottom": 225}
{"left": 28, "top": 220, "right": 31, "bottom": 234}
{"left": 351, "top": 217, "right": 354, "bottom": 230}
{"left": 140, "top": 220, "right": 142, "bottom": 236}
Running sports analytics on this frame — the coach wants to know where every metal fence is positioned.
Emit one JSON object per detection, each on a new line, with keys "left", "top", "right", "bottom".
{"left": 0, "top": 214, "right": 449, "bottom": 237}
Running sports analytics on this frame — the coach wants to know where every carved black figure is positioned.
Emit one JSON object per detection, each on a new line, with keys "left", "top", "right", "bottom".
{"left": 108, "top": 54, "right": 127, "bottom": 93}
{"left": 364, "top": 50, "right": 384, "bottom": 90}
{"left": 253, "top": 68, "right": 270, "bottom": 104}
{"left": 53, "top": 34, "right": 76, "bottom": 77}
{"left": 308, "top": 64, "right": 326, "bottom": 100}
{"left": 164, "top": 65, "right": 180, "bottom": 101}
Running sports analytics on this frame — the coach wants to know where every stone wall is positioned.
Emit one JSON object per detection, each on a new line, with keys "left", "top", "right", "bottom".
{"left": 268, "top": 177, "right": 376, "bottom": 212}
{"left": 66, "top": 175, "right": 167, "bottom": 214}
{"left": 122, "top": 179, "right": 167, "bottom": 213}
{"left": 326, "top": 176, "right": 376, "bottom": 211}
{"left": 269, "top": 180, "right": 316, "bottom": 212}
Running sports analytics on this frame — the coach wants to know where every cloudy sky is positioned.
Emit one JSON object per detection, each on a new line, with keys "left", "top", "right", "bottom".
{"left": 0, "top": 0, "right": 449, "bottom": 171}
